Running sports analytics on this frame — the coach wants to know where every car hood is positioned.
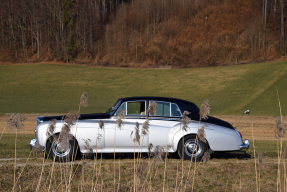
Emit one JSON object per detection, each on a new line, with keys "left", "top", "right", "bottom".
{"left": 38, "top": 113, "right": 111, "bottom": 123}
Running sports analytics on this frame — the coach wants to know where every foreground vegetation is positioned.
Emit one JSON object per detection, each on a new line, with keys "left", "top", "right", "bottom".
{"left": 0, "top": 133, "right": 286, "bottom": 191}
{"left": 0, "top": 61, "right": 287, "bottom": 115}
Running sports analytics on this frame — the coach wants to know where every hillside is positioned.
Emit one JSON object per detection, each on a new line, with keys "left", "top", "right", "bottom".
{"left": 0, "top": 61, "right": 286, "bottom": 115}
{"left": 0, "top": 0, "right": 286, "bottom": 67}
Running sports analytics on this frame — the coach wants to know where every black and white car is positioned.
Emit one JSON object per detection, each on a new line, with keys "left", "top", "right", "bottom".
{"left": 30, "top": 96, "right": 249, "bottom": 162}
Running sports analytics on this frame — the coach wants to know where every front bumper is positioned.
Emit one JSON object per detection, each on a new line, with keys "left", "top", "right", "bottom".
{"left": 30, "top": 138, "right": 45, "bottom": 151}
{"left": 240, "top": 139, "right": 249, "bottom": 150}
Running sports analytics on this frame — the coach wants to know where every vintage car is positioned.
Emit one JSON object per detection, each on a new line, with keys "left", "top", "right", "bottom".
{"left": 30, "top": 96, "right": 249, "bottom": 162}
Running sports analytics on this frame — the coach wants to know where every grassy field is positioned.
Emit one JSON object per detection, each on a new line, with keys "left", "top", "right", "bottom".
{"left": 0, "top": 61, "right": 287, "bottom": 191}
{"left": 0, "top": 61, "right": 286, "bottom": 115}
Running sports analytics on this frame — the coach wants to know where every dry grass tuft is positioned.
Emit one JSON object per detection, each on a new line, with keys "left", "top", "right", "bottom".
{"left": 64, "top": 111, "right": 80, "bottom": 126}
{"left": 142, "top": 120, "right": 150, "bottom": 136}
{"left": 7, "top": 113, "right": 26, "bottom": 130}
{"left": 80, "top": 92, "right": 88, "bottom": 107}
{"left": 32, "top": 142, "right": 43, "bottom": 155}
{"left": 153, "top": 145, "right": 165, "bottom": 162}
{"left": 136, "top": 165, "right": 144, "bottom": 182}
{"left": 116, "top": 110, "right": 125, "bottom": 129}
{"left": 198, "top": 125, "right": 207, "bottom": 143}
{"left": 46, "top": 118, "right": 56, "bottom": 140}
{"left": 147, "top": 101, "right": 157, "bottom": 116}
{"left": 148, "top": 143, "right": 153, "bottom": 158}
{"left": 133, "top": 122, "right": 140, "bottom": 145}
{"left": 275, "top": 117, "right": 285, "bottom": 138}
{"left": 99, "top": 120, "right": 104, "bottom": 130}
{"left": 181, "top": 111, "right": 191, "bottom": 132}
{"left": 201, "top": 150, "right": 212, "bottom": 163}
{"left": 199, "top": 99, "right": 210, "bottom": 120}
{"left": 84, "top": 139, "right": 93, "bottom": 152}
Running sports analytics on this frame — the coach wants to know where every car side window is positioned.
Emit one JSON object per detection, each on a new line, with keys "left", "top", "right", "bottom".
{"left": 115, "top": 101, "right": 146, "bottom": 116}
{"left": 171, "top": 103, "right": 181, "bottom": 117}
{"left": 151, "top": 101, "right": 182, "bottom": 117}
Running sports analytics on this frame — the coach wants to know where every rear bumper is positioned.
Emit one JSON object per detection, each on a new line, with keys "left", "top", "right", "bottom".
{"left": 240, "top": 139, "right": 249, "bottom": 150}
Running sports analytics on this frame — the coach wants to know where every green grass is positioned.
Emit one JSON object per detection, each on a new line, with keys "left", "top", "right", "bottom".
{"left": 0, "top": 134, "right": 34, "bottom": 158}
{"left": 0, "top": 61, "right": 286, "bottom": 115}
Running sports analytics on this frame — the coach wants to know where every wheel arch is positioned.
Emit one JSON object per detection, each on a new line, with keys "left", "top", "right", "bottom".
{"left": 173, "top": 133, "right": 210, "bottom": 152}
{"left": 45, "top": 133, "right": 81, "bottom": 157}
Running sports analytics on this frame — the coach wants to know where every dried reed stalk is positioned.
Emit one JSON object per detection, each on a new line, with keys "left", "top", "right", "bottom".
{"left": 163, "top": 145, "right": 172, "bottom": 192}
{"left": 175, "top": 161, "right": 179, "bottom": 191}
{"left": 114, "top": 110, "right": 125, "bottom": 192}
{"left": 36, "top": 152, "right": 46, "bottom": 192}
{"left": 191, "top": 99, "right": 210, "bottom": 192}
{"left": 251, "top": 119, "right": 259, "bottom": 192}
{"left": 258, "top": 151, "right": 263, "bottom": 192}
{"left": 132, "top": 122, "right": 140, "bottom": 192}
{"left": 36, "top": 118, "right": 57, "bottom": 192}
{"left": 180, "top": 111, "right": 191, "bottom": 191}
{"left": 13, "top": 150, "right": 33, "bottom": 190}
{"left": 276, "top": 88, "right": 285, "bottom": 192}
{"left": 92, "top": 120, "right": 104, "bottom": 191}
{"left": 7, "top": 113, "right": 25, "bottom": 192}
{"left": 117, "top": 159, "right": 121, "bottom": 192}
{"left": 47, "top": 111, "right": 79, "bottom": 192}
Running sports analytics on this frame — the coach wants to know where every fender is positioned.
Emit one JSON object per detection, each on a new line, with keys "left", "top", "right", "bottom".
{"left": 171, "top": 123, "right": 199, "bottom": 152}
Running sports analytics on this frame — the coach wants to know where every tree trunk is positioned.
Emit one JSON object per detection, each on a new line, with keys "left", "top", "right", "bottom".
{"left": 263, "top": 0, "right": 268, "bottom": 53}
{"left": 37, "top": 30, "right": 40, "bottom": 59}
{"left": 8, "top": 3, "right": 18, "bottom": 60}
{"left": 280, "top": 0, "right": 285, "bottom": 53}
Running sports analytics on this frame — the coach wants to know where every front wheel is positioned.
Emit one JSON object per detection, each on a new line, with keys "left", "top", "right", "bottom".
{"left": 46, "top": 135, "right": 79, "bottom": 162}
{"left": 178, "top": 135, "right": 208, "bottom": 161}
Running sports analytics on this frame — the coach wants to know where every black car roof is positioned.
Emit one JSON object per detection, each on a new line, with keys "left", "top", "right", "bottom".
{"left": 117, "top": 96, "right": 200, "bottom": 113}
{"left": 119, "top": 96, "right": 193, "bottom": 103}
{"left": 116, "top": 96, "right": 233, "bottom": 129}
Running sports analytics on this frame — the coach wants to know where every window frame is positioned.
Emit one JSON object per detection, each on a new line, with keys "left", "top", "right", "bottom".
{"left": 115, "top": 100, "right": 147, "bottom": 116}
{"left": 149, "top": 100, "right": 182, "bottom": 118}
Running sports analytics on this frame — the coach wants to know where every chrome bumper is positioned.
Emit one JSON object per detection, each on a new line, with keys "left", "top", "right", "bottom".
{"left": 30, "top": 138, "right": 45, "bottom": 151}
{"left": 240, "top": 139, "right": 249, "bottom": 150}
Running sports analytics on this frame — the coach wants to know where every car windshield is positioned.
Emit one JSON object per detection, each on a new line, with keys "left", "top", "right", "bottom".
{"left": 106, "top": 99, "right": 120, "bottom": 113}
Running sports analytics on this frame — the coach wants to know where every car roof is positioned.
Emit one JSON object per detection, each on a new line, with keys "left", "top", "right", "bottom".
{"left": 118, "top": 96, "right": 191, "bottom": 103}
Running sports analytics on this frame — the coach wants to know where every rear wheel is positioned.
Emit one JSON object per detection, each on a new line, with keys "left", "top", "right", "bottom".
{"left": 178, "top": 135, "right": 207, "bottom": 161}
{"left": 46, "top": 135, "right": 79, "bottom": 162}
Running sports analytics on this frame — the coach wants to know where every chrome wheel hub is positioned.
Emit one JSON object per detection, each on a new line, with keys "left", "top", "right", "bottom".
{"left": 184, "top": 139, "right": 202, "bottom": 157}
{"left": 51, "top": 140, "right": 71, "bottom": 158}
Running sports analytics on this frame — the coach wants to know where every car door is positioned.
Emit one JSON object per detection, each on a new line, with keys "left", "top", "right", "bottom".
{"left": 103, "top": 100, "right": 149, "bottom": 152}
{"left": 148, "top": 101, "right": 182, "bottom": 150}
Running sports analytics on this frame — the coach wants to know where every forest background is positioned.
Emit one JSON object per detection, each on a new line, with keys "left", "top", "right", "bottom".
{"left": 0, "top": 0, "right": 286, "bottom": 68}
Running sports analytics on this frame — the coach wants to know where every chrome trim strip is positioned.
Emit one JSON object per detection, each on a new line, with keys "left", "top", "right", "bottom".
{"left": 240, "top": 139, "right": 249, "bottom": 150}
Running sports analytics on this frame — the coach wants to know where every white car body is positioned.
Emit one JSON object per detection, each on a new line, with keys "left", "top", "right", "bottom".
{"left": 30, "top": 97, "right": 249, "bottom": 161}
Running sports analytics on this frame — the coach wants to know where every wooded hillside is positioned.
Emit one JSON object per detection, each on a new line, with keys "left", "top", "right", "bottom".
{"left": 0, "top": 0, "right": 286, "bottom": 67}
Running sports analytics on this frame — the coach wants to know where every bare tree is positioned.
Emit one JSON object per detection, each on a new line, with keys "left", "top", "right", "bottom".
{"left": 279, "top": 0, "right": 285, "bottom": 53}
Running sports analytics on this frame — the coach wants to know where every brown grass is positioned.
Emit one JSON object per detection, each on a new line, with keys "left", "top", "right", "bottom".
{"left": 215, "top": 115, "right": 282, "bottom": 141}
{"left": 0, "top": 114, "right": 282, "bottom": 140}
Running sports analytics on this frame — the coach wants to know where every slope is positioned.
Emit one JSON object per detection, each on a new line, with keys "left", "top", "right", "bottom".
{"left": 0, "top": 61, "right": 286, "bottom": 115}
